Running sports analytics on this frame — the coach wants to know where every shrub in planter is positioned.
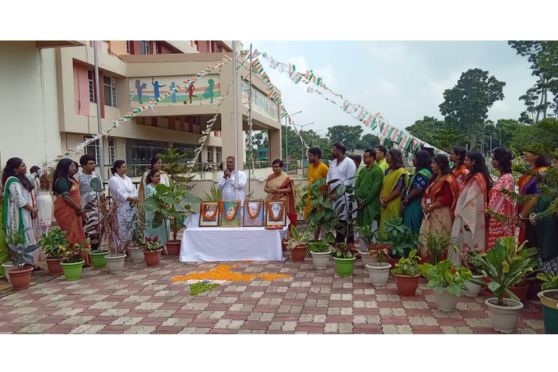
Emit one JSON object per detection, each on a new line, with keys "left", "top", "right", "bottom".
{"left": 144, "top": 236, "right": 163, "bottom": 267}
{"left": 536, "top": 273, "right": 558, "bottom": 334}
{"left": 333, "top": 243, "right": 356, "bottom": 277}
{"left": 377, "top": 218, "right": 419, "bottom": 261}
{"left": 287, "top": 226, "right": 310, "bottom": 262}
{"left": 472, "top": 237, "right": 537, "bottom": 333}
{"left": 6, "top": 234, "right": 38, "bottom": 290}
{"left": 38, "top": 227, "right": 68, "bottom": 274}
{"left": 308, "top": 240, "right": 331, "bottom": 270}
{"left": 60, "top": 243, "right": 85, "bottom": 281}
{"left": 460, "top": 248, "right": 485, "bottom": 296}
{"left": 421, "top": 232, "right": 451, "bottom": 265}
{"left": 391, "top": 249, "right": 421, "bottom": 296}
{"left": 420, "top": 260, "right": 472, "bottom": 312}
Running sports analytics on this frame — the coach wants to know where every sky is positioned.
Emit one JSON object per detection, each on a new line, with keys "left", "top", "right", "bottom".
{"left": 248, "top": 41, "right": 536, "bottom": 138}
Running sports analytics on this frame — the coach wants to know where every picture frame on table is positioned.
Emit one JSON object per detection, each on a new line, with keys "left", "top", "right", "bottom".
{"left": 264, "top": 200, "right": 286, "bottom": 228}
{"left": 221, "top": 200, "right": 242, "bottom": 227}
{"left": 243, "top": 200, "right": 264, "bottom": 227}
{"left": 199, "top": 202, "right": 221, "bottom": 227}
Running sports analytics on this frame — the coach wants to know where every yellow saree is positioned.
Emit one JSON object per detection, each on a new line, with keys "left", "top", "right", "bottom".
{"left": 380, "top": 167, "right": 408, "bottom": 229}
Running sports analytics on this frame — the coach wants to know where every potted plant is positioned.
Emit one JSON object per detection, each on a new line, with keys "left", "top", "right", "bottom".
{"left": 129, "top": 212, "right": 146, "bottom": 263}
{"left": 377, "top": 217, "right": 419, "bottom": 267}
{"left": 421, "top": 260, "right": 472, "bottom": 312}
{"left": 460, "top": 248, "right": 485, "bottom": 296}
{"left": 60, "top": 243, "right": 85, "bottom": 281}
{"left": 356, "top": 224, "right": 378, "bottom": 267}
{"left": 472, "top": 237, "right": 537, "bottom": 333}
{"left": 366, "top": 250, "right": 392, "bottom": 287}
{"left": 308, "top": 240, "right": 331, "bottom": 270}
{"left": 287, "top": 226, "right": 310, "bottom": 262}
{"left": 6, "top": 234, "right": 37, "bottom": 290}
{"left": 421, "top": 232, "right": 450, "bottom": 264}
{"left": 391, "top": 249, "right": 422, "bottom": 296}
{"left": 99, "top": 198, "right": 127, "bottom": 273}
{"left": 0, "top": 221, "right": 11, "bottom": 282}
{"left": 87, "top": 237, "right": 109, "bottom": 269}
{"left": 536, "top": 273, "right": 558, "bottom": 334}
{"left": 38, "top": 227, "right": 68, "bottom": 274}
{"left": 143, "top": 236, "right": 163, "bottom": 267}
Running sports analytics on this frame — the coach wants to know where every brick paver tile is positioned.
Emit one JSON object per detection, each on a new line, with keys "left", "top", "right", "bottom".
{"left": 111, "top": 316, "right": 143, "bottom": 326}
{"left": 70, "top": 325, "right": 106, "bottom": 334}
{"left": 60, "top": 316, "right": 94, "bottom": 325}
{"left": 124, "top": 326, "right": 156, "bottom": 334}
{"left": 18, "top": 323, "right": 55, "bottom": 333}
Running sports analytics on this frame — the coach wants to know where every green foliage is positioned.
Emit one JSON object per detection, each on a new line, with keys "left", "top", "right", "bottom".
{"left": 144, "top": 182, "right": 200, "bottom": 240}
{"left": 377, "top": 217, "right": 419, "bottom": 258}
{"left": 303, "top": 178, "right": 338, "bottom": 241}
{"left": 537, "top": 272, "right": 558, "bottom": 290}
{"left": 330, "top": 175, "right": 358, "bottom": 258}
{"left": 286, "top": 226, "right": 311, "bottom": 250}
{"left": 357, "top": 134, "right": 380, "bottom": 150}
{"left": 405, "top": 116, "right": 465, "bottom": 151}
{"left": 391, "top": 249, "right": 421, "bottom": 276}
{"left": 60, "top": 243, "right": 83, "bottom": 263}
{"left": 509, "top": 118, "right": 558, "bottom": 155}
{"left": 471, "top": 237, "right": 537, "bottom": 306}
{"left": 356, "top": 224, "right": 375, "bottom": 244}
{"left": 326, "top": 125, "right": 364, "bottom": 152}
{"left": 144, "top": 236, "right": 161, "bottom": 251}
{"left": 6, "top": 234, "right": 38, "bottom": 268}
{"left": 200, "top": 183, "right": 222, "bottom": 203}
{"left": 439, "top": 68, "right": 505, "bottom": 149}
{"left": 189, "top": 281, "right": 219, "bottom": 296}
{"left": 420, "top": 260, "right": 473, "bottom": 296}
{"left": 38, "top": 227, "right": 69, "bottom": 259}
{"left": 308, "top": 240, "right": 331, "bottom": 253}
{"left": 159, "top": 145, "right": 188, "bottom": 182}
{"left": 422, "top": 232, "right": 451, "bottom": 265}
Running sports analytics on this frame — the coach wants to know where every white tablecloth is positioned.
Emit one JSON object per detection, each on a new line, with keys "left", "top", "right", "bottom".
{"left": 179, "top": 214, "right": 286, "bottom": 262}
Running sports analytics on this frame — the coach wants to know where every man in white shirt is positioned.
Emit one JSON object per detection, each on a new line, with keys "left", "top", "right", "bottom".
{"left": 327, "top": 143, "right": 357, "bottom": 244}
{"left": 217, "top": 156, "right": 247, "bottom": 202}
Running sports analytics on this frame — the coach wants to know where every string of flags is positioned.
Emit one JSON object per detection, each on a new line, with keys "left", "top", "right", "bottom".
{"left": 45, "top": 54, "right": 236, "bottom": 169}
{"left": 243, "top": 48, "right": 446, "bottom": 155}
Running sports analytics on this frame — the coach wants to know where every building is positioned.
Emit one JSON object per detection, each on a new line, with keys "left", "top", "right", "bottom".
{"left": 0, "top": 40, "right": 282, "bottom": 180}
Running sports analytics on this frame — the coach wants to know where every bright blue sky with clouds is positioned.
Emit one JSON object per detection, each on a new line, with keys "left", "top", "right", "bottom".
{"left": 248, "top": 41, "right": 536, "bottom": 137}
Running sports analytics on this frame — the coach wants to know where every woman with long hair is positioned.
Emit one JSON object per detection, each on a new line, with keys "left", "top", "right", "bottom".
{"left": 144, "top": 169, "right": 169, "bottom": 248}
{"left": 108, "top": 160, "right": 138, "bottom": 253}
{"left": 52, "top": 158, "right": 85, "bottom": 245}
{"left": 137, "top": 156, "right": 170, "bottom": 231}
{"left": 403, "top": 150, "right": 432, "bottom": 233}
{"left": 487, "top": 148, "right": 516, "bottom": 249}
{"left": 450, "top": 151, "right": 493, "bottom": 264}
{"left": 380, "top": 149, "right": 409, "bottom": 229}
{"left": 419, "top": 154, "right": 459, "bottom": 260}
{"left": 518, "top": 145, "right": 549, "bottom": 246}
{"left": 2, "top": 157, "right": 39, "bottom": 265}
{"left": 450, "top": 146, "right": 469, "bottom": 188}
{"left": 34, "top": 169, "right": 53, "bottom": 237}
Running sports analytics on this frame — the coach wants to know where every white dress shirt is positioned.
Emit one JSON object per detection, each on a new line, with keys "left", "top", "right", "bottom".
{"left": 217, "top": 170, "right": 247, "bottom": 202}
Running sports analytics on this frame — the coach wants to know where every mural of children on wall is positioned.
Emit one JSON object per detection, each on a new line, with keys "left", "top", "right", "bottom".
{"left": 203, "top": 79, "right": 215, "bottom": 103}
{"left": 152, "top": 78, "right": 166, "bottom": 99}
{"left": 129, "top": 75, "right": 220, "bottom": 107}
{"left": 135, "top": 80, "right": 147, "bottom": 104}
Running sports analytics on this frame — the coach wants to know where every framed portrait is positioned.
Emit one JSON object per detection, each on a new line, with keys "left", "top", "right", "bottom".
{"left": 265, "top": 201, "right": 286, "bottom": 227}
{"left": 221, "top": 200, "right": 242, "bottom": 227}
{"left": 243, "top": 200, "right": 264, "bottom": 227}
{"left": 199, "top": 202, "right": 220, "bottom": 227}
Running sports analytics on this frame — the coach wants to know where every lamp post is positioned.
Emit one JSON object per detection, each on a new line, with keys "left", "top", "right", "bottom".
{"left": 284, "top": 110, "right": 303, "bottom": 171}
{"left": 298, "top": 122, "right": 315, "bottom": 177}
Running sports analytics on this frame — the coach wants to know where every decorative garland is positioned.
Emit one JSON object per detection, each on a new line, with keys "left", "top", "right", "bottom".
{"left": 266, "top": 202, "right": 285, "bottom": 222}
{"left": 222, "top": 201, "right": 241, "bottom": 222}
{"left": 246, "top": 201, "right": 263, "bottom": 219}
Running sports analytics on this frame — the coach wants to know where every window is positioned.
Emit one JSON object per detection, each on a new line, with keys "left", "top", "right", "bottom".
{"left": 103, "top": 75, "right": 117, "bottom": 106}
{"left": 207, "top": 148, "right": 213, "bottom": 162}
{"left": 87, "top": 70, "right": 96, "bottom": 102}
{"left": 84, "top": 136, "right": 115, "bottom": 166}
{"left": 125, "top": 139, "right": 195, "bottom": 177}
{"left": 216, "top": 149, "right": 222, "bottom": 164}
{"left": 126, "top": 41, "right": 133, "bottom": 54}
{"left": 140, "top": 41, "right": 150, "bottom": 55}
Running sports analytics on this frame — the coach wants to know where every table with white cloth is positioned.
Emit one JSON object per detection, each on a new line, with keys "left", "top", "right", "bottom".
{"left": 179, "top": 214, "right": 287, "bottom": 263}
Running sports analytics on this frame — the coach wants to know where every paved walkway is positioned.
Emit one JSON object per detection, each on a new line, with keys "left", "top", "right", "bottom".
{"left": 0, "top": 256, "right": 544, "bottom": 334}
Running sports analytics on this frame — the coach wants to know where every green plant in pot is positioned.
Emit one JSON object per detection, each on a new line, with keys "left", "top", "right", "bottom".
{"left": 303, "top": 177, "right": 339, "bottom": 241}
{"left": 471, "top": 237, "right": 537, "bottom": 333}
{"left": 143, "top": 236, "right": 163, "bottom": 267}
{"left": 391, "top": 249, "right": 421, "bottom": 296}
{"left": 38, "top": 227, "right": 68, "bottom": 274}
{"left": 421, "top": 232, "right": 451, "bottom": 265}
{"left": 60, "top": 242, "right": 84, "bottom": 282}
{"left": 6, "top": 234, "right": 38, "bottom": 290}
{"left": 377, "top": 217, "right": 419, "bottom": 265}
{"left": 536, "top": 272, "right": 558, "bottom": 334}
{"left": 330, "top": 178, "right": 358, "bottom": 277}
{"left": 287, "top": 226, "right": 311, "bottom": 262}
{"left": 459, "top": 248, "right": 486, "bottom": 296}
{"left": 420, "top": 260, "right": 472, "bottom": 312}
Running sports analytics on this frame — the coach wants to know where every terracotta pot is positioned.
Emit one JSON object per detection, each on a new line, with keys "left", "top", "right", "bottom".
{"left": 291, "top": 245, "right": 307, "bottom": 262}
{"left": 8, "top": 266, "right": 33, "bottom": 290}
{"left": 166, "top": 240, "right": 181, "bottom": 256}
{"left": 509, "top": 281, "right": 529, "bottom": 302}
{"left": 394, "top": 274, "right": 419, "bottom": 296}
{"left": 144, "top": 249, "right": 162, "bottom": 267}
{"left": 46, "top": 258, "right": 63, "bottom": 274}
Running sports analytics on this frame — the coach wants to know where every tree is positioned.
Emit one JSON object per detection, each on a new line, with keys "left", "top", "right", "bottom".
{"left": 509, "top": 41, "right": 558, "bottom": 123}
{"left": 509, "top": 118, "right": 558, "bottom": 154}
{"left": 326, "top": 125, "right": 364, "bottom": 152}
{"left": 439, "top": 68, "right": 505, "bottom": 149}
{"left": 494, "top": 119, "right": 523, "bottom": 148}
{"left": 356, "top": 133, "right": 380, "bottom": 150}
{"left": 405, "top": 116, "right": 465, "bottom": 151}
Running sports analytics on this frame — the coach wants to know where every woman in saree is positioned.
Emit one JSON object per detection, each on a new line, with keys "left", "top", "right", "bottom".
{"left": 487, "top": 148, "right": 516, "bottom": 249}
{"left": 403, "top": 150, "right": 432, "bottom": 234}
{"left": 52, "top": 159, "right": 86, "bottom": 243}
{"left": 144, "top": 169, "right": 169, "bottom": 248}
{"left": 264, "top": 159, "right": 296, "bottom": 226}
{"left": 518, "top": 146, "right": 549, "bottom": 246}
{"left": 380, "top": 149, "right": 408, "bottom": 229}
{"left": 138, "top": 156, "right": 170, "bottom": 231}
{"left": 419, "top": 154, "right": 459, "bottom": 260}
{"left": 450, "top": 146, "right": 469, "bottom": 188}
{"left": 108, "top": 160, "right": 138, "bottom": 254}
{"left": 450, "top": 151, "right": 493, "bottom": 265}
{"left": 2, "top": 157, "right": 39, "bottom": 266}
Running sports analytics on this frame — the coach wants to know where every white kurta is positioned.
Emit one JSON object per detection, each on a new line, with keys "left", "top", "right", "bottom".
{"left": 217, "top": 170, "right": 247, "bottom": 202}
{"left": 108, "top": 175, "right": 138, "bottom": 248}
{"left": 450, "top": 179, "right": 487, "bottom": 265}
{"left": 5, "top": 179, "right": 38, "bottom": 263}
{"left": 326, "top": 157, "right": 357, "bottom": 221}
